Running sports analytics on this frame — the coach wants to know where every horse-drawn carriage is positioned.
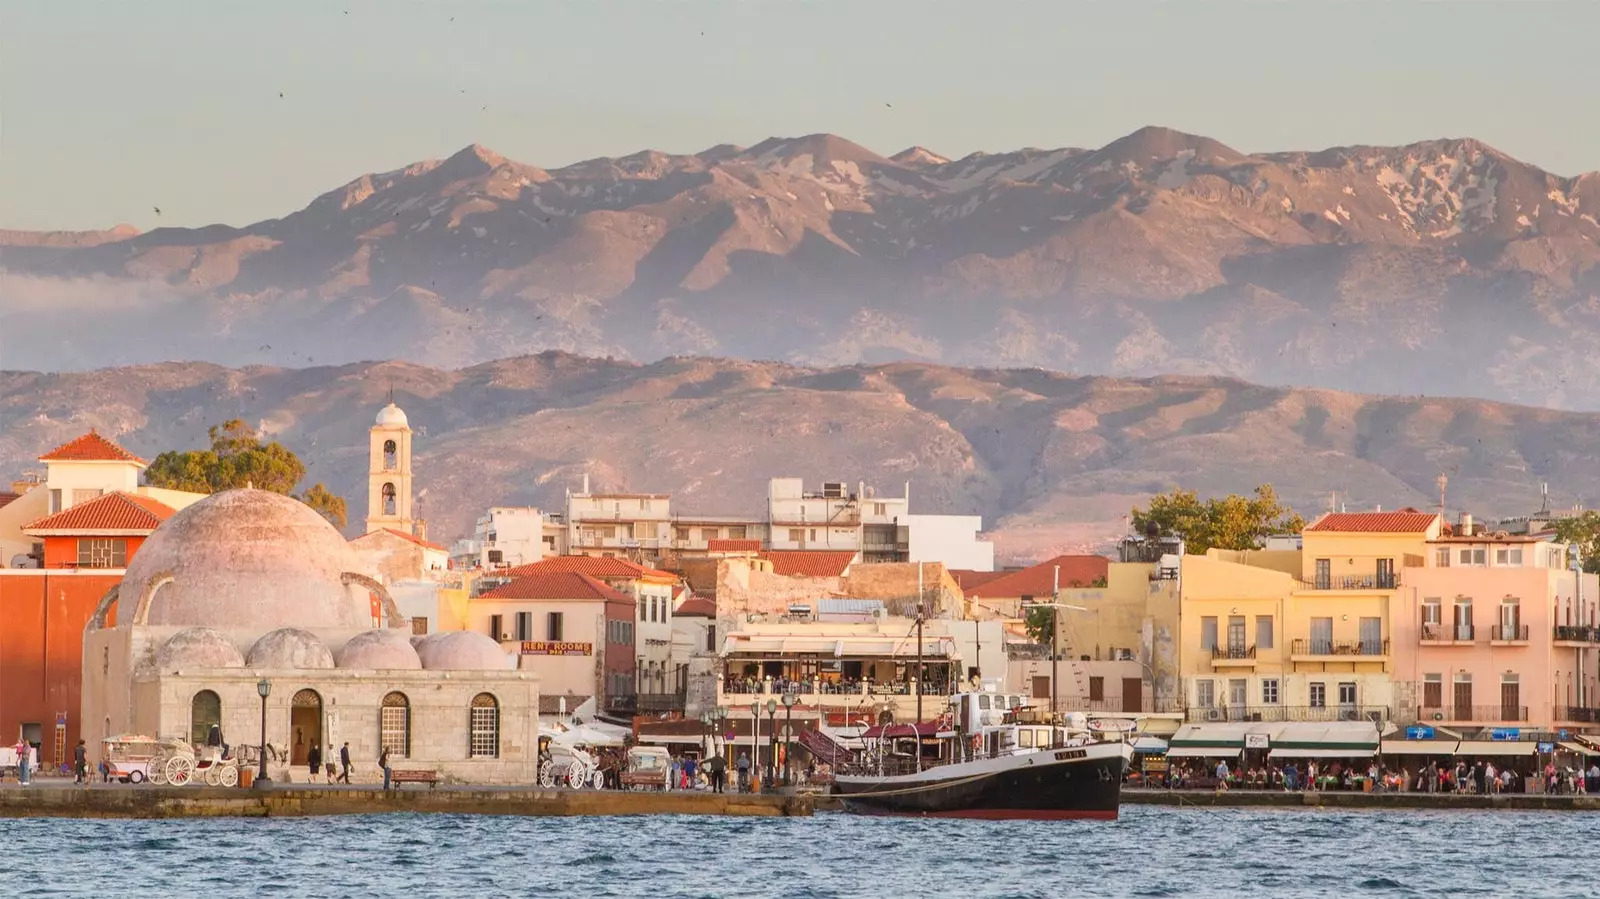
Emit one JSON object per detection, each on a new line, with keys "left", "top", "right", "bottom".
{"left": 620, "top": 746, "right": 671, "bottom": 791}
{"left": 538, "top": 740, "right": 605, "bottom": 790}
{"left": 107, "top": 735, "right": 240, "bottom": 786}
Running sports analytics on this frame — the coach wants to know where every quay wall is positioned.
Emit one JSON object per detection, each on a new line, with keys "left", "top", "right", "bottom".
{"left": 0, "top": 787, "right": 812, "bottom": 820}
{"left": 1123, "top": 789, "right": 1600, "bottom": 811}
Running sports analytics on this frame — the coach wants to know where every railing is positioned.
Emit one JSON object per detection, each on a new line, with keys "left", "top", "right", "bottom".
{"left": 636, "top": 692, "right": 687, "bottom": 714}
{"left": 1291, "top": 639, "right": 1390, "bottom": 656}
{"left": 1490, "top": 624, "right": 1530, "bottom": 642}
{"left": 1412, "top": 705, "right": 1530, "bottom": 723}
{"left": 720, "top": 679, "right": 954, "bottom": 698}
{"left": 1554, "top": 626, "right": 1600, "bottom": 644}
{"left": 1556, "top": 707, "right": 1600, "bottom": 723}
{"left": 1420, "top": 623, "right": 1474, "bottom": 642}
{"left": 1186, "top": 705, "right": 1390, "bottom": 723}
{"left": 1212, "top": 645, "right": 1256, "bottom": 660}
{"left": 1298, "top": 574, "right": 1398, "bottom": 591}
{"left": 604, "top": 694, "right": 638, "bottom": 714}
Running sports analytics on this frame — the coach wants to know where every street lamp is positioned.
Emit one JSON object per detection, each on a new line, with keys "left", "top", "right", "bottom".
{"left": 254, "top": 678, "right": 272, "bottom": 789}
{"left": 780, "top": 692, "right": 798, "bottom": 787}
{"left": 715, "top": 707, "right": 729, "bottom": 761}
{"left": 749, "top": 700, "right": 760, "bottom": 793}
{"left": 764, "top": 698, "right": 778, "bottom": 792}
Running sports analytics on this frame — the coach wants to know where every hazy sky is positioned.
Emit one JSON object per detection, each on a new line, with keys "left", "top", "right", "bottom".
{"left": 4, "top": 1, "right": 1597, "bottom": 231}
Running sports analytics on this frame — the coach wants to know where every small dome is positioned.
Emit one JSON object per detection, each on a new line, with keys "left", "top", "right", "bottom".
{"left": 157, "top": 627, "right": 244, "bottom": 670}
{"left": 338, "top": 629, "right": 422, "bottom": 670}
{"left": 416, "top": 631, "right": 513, "bottom": 671}
{"left": 376, "top": 403, "right": 409, "bottom": 428}
{"left": 246, "top": 627, "right": 335, "bottom": 669}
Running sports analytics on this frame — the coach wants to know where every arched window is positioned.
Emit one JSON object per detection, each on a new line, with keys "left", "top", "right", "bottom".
{"left": 469, "top": 693, "right": 499, "bottom": 758}
{"left": 383, "top": 439, "right": 398, "bottom": 471}
{"left": 381, "top": 691, "right": 411, "bottom": 758}
{"left": 190, "top": 690, "right": 222, "bottom": 745}
{"left": 382, "top": 483, "right": 397, "bottom": 516}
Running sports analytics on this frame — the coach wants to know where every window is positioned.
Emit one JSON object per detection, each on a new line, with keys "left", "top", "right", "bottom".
{"left": 1423, "top": 674, "right": 1442, "bottom": 708}
{"left": 1376, "top": 558, "right": 1395, "bottom": 588}
{"left": 1453, "top": 673, "right": 1473, "bottom": 718}
{"left": 1227, "top": 616, "right": 1246, "bottom": 652}
{"left": 1454, "top": 597, "right": 1474, "bottom": 640}
{"left": 1088, "top": 677, "right": 1104, "bottom": 701}
{"left": 382, "top": 482, "right": 397, "bottom": 516}
{"left": 1195, "top": 680, "right": 1215, "bottom": 708}
{"left": 514, "top": 612, "right": 532, "bottom": 642}
{"left": 71, "top": 488, "right": 103, "bottom": 506}
{"left": 706, "top": 624, "right": 717, "bottom": 652}
{"left": 1031, "top": 676, "right": 1050, "bottom": 699}
{"left": 873, "top": 502, "right": 887, "bottom": 516}
{"left": 487, "top": 549, "right": 503, "bottom": 564}
{"left": 1228, "top": 679, "right": 1246, "bottom": 707}
{"left": 76, "top": 538, "right": 127, "bottom": 569}
{"left": 788, "top": 528, "right": 804, "bottom": 543}
{"left": 1200, "top": 616, "right": 1218, "bottom": 651}
{"left": 49, "top": 489, "right": 61, "bottom": 514}
{"left": 809, "top": 529, "right": 817, "bottom": 542}
{"left": 189, "top": 690, "right": 222, "bottom": 745}
{"left": 696, "top": 528, "right": 715, "bottom": 542}
{"left": 1337, "top": 682, "right": 1357, "bottom": 706}
{"left": 1261, "top": 679, "right": 1280, "bottom": 704}
{"left": 488, "top": 614, "right": 503, "bottom": 640}
{"left": 1501, "top": 673, "right": 1520, "bottom": 719}
{"left": 547, "top": 611, "right": 564, "bottom": 641}
{"left": 1314, "top": 558, "right": 1331, "bottom": 588}
{"left": 674, "top": 526, "right": 690, "bottom": 541}
{"left": 1435, "top": 547, "right": 1451, "bottom": 567}
{"left": 639, "top": 498, "right": 651, "bottom": 511}
{"left": 1310, "top": 617, "right": 1333, "bottom": 655}
{"left": 410, "top": 617, "right": 429, "bottom": 635}
{"left": 382, "top": 439, "right": 397, "bottom": 470}
{"left": 381, "top": 692, "right": 410, "bottom": 758}
{"left": 1459, "top": 548, "right": 1486, "bottom": 566}
{"left": 1496, "top": 547, "right": 1524, "bottom": 566}
{"left": 728, "top": 526, "right": 746, "bottom": 539}
{"left": 1358, "top": 617, "right": 1382, "bottom": 654}
{"left": 1255, "top": 616, "right": 1274, "bottom": 650}
{"left": 469, "top": 693, "right": 500, "bottom": 758}
{"left": 1500, "top": 598, "right": 1522, "bottom": 639}
{"left": 1309, "top": 683, "right": 1326, "bottom": 708}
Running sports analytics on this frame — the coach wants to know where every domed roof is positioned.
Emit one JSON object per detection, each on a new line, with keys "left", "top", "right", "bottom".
{"left": 246, "top": 627, "right": 335, "bottom": 669}
{"left": 120, "top": 489, "right": 373, "bottom": 630}
{"left": 416, "top": 631, "right": 513, "bottom": 671}
{"left": 157, "top": 627, "right": 244, "bottom": 670}
{"left": 338, "top": 629, "right": 422, "bottom": 670}
{"left": 376, "top": 403, "right": 409, "bottom": 428}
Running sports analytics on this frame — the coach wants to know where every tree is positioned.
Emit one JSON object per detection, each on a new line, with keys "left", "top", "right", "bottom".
{"left": 1552, "top": 512, "right": 1600, "bottom": 573}
{"left": 1024, "top": 605, "right": 1056, "bottom": 646}
{"left": 145, "top": 419, "right": 345, "bottom": 525}
{"left": 1132, "top": 484, "right": 1305, "bottom": 554}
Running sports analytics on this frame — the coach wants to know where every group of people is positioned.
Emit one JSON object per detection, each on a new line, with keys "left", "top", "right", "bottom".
{"left": 1151, "top": 757, "right": 1600, "bottom": 794}
{"left": 722, "top": 676, "right": 954, "bottom": 697}
{"left": 303, "top": 741, "right": 355, "bottom": 784}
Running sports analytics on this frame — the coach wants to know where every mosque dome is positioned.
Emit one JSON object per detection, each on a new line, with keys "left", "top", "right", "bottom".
{"left": 338, "top": 629, "right": 422, "bottom": 670}
{"left": 416, "top": 631, "right": 514, "bottom": 671}
{"left": 246, "top": 627, "right": 335, "bottom": 669}
{"left": 376, "top": 403, "right": 409, "bottom": 428}
{"left": 156, "top": 627, "right": 245, "bottom": 670}
{"left": 119, "top": 489, "right": 374, "bottom": 631}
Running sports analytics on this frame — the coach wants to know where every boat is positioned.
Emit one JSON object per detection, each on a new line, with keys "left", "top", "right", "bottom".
{"left": 830, "top": 694, "right": 1133, "bottom": 820}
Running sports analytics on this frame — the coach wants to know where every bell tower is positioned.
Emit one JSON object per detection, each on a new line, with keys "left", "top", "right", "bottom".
{"left": 366, "top": 396, "right": 414, "bottom": 535}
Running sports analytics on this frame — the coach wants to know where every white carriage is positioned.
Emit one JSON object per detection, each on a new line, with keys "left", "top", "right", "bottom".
{"left": 538, "top": 741, "right": 604, "bottom": 790}
{"left": 147, "top": 739, "right": 240, "bottom": 787}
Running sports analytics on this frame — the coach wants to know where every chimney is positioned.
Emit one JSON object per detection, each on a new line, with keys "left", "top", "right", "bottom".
{"left": 414, "top": 519, "right": 428, "bottom": 542}
{"left": 1461, "top": 513, "right": 1473, "bottom": 535}
{"left": 582, "top": 473, "right": 590, "bottom": 495}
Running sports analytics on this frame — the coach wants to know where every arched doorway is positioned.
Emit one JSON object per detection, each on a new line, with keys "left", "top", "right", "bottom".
{"left": 290, "top": 689, "right": 323, "bottom": 766}
{"left": 190, "top": 690, "right": 222, "bottom": 745}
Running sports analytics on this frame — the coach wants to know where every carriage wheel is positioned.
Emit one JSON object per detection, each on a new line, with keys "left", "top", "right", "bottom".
{"left": 539, "top": 762, "right": 557, "bottom": 789}
{"left": 150, "top": 762, "right": 167, "bottom": 785}
{"left": 591, "top": 770, "right": 605, "bottom": 791}
{"left": 219, "top": 765, "right": 239, "bottom": 788}
{"left": 128, "top": 770, "right": 145, "bottom": 785}
{"left": 203, "top": 764, "right": 222, "bottom": 787}
{"left": 567, "top": 767, "right": 585, "bottom": 789}
{"left": 166, "top": 756, "right": 194, "bottom": 786}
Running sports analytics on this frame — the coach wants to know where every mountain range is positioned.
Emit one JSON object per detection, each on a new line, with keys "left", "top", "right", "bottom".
{"left": 4, "top": 126, "right": 1600, "bottom": 409}
{"left": 2, "top": 353, "right": 1595, "bottom": 561}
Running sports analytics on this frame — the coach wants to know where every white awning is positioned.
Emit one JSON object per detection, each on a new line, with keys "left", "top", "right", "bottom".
{"left": 1380, "top": 739, "right": 1459, "bottom": 755}
{"left": 1166, "top": 746, "right": 1241, "bottom": 758}
{"left": 635, "top": 734, "right": 708, "bottom": 745}
{"left": 1131, "top": 736, "right": 1169, "bottom": 754}
{"left": 1558, "top": 741, "right": 1598, "bottom": 756}
{"left": 1269, "top": 747, "right": 1376, "bottom": 759}
{"left": 1454, "top": 741, "right": 1537, "bottom": 757}
{"left": 722, "top": 634, "right": 956, "bottom": 658}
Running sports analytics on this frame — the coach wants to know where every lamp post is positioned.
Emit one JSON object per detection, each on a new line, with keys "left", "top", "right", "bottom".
{"left": 254, "top": 678, "right": 272, "bottom": 789}
{"left": 749, "top": 700, "right": 760, "bottom": 793}
{"left": 764, "top": 698, "right": 779, "bottom": 792}
{"left": 780, "top": 692, "right": 797, "bottom": 787}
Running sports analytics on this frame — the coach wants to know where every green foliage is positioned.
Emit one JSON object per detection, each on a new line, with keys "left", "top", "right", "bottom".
{"left": 1132, "top": 484, "right": 1305, "bottom": 555}
{"left": 1024, "top": 605, "right": 1056, "bottom": 645}
{"left": 145, "top": 419, "right": 346, "bottom": 526}
{"left": 1551, "top": 512, "right": 1600, "bottom": 573}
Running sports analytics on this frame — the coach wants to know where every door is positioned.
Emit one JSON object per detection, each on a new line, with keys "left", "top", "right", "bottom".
{"left": 1452, "top": 678, "right": 1472, "bottom": 721}
{"left": 1376, "top": 558, "right": 1395, "bottom": 588}
{"left": 1500, "top": 677, "right": 1520, "bottom": 721}
{"left": 1314, "top": 558, "right": 1331, "bottom": 589}
{"left": 1310, "top": 617, "right": 1333, "bottom": 655}
{"left": 1121, "top": 677, "right": 1143, "bottom": 713}
{"left": 1227, "top": 616, "right": 1246, "bottom": 656}
{"left": 1031, "top": 676, "right": 1050, "bottom": 700}
{"left": 290, "top": 689, "right": 323, "bottom": 767}
{"left": 1422, "top": 601, "right": 1441, "bottom": 640}
{"left": 1228, "top": 679, "right": 1247, "bottom": 719}
{"left": 1358, "top": 617, "right": 1382, "bottom": 655}
{"left": 1454, "top": 599, "right": 1474, "bottom": 641}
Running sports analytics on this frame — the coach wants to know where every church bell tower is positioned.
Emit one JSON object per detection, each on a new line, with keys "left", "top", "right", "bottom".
{"left": 366, "top": 397, "right": 414, "bottom": 535}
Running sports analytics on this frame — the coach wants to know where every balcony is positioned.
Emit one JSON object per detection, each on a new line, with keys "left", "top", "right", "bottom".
{"left": 1489, "top": 624, "right": 1530, "bottom": 645}
{"left": 1290, "top": 639, "right": 1390, "bottom": 660}
{"left": 1186, "top": 705, "right": 1390, "bottom": 724}
{"left": 636, "top": 692, "right": 687, "bottom": 714}
{"left": 1412, "top": 705, "right": 1530, "bottom": 724}
{"left": 1297, "top": 574, "right": 1398, "bottom": 591}
{"left": 1211, "top": 645, "right": 1257, "bottom": 667}
{"left": 1554, "top": 625, "right": 1600, "bottom": 646}
{"left": 1420, "top": 623, "right": 1475, "bottom": 645}
{"left": 604, "top": 694, "right": 638, "bottom": 715}
{"left": 1555, "top": 707, "right": 1600, "bottom": 724}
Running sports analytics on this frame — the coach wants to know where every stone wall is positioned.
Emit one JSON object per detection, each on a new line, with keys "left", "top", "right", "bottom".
{"left": 841, "top": 562, "right": 961, "bottom": 616}
{"left": 716, "top": 560, "right": 839, "bottom": 616}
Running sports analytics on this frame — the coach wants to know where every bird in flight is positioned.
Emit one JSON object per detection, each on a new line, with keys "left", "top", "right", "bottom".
{"left": 152, "top": 206, "right": 162, "bottom": 216}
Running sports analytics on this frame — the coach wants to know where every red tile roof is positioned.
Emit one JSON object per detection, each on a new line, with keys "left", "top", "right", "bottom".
{"left": 502, "top": 555, "right": 678, "bottom": 582}
{"left": 961, "top": 555, "right": 1110, "bottom": 599}
{"left": 479, "top": 571, "right": 631, "bottom": 602}
{"left": 950, "top": 569, "right": 1009, "bottom": 592}
{"left": 38, "top": 431, "right": 147, "bottom": 465}
{"left": 707, "top": 538, "right": 762, "bottom": 553}
{"left": 23, "top": 492, "right": 175, "bottom": 534}
{"left": 0, "top": 492, "right": 19, "bottom": 510}
{"left": 378, "top": 528, "right": 448, "bottom": 551}
{"left": 1304, "top": 509, "right": 1439, "bottom": 534}
{"left": 675, "top": 596, "right": 716, "bottom": 617}
{"left": 757, "top": 550, "right": 858, "bottom": 578}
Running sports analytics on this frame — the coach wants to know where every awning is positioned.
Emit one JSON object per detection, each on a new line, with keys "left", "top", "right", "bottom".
{"left": 1169, "top": 720, "right": 1378, "bottom": 752}
{"left": 1454, "top": 741, "right": 1538, "bottom": 757}
{"left": 1558, "top": 741, "right": 1599, "bottom": 756}
{"left": 1270, "top": 747, "right": 1375, "bottom": 759}
{"left": 1380, "top": 739, "right": 1459, "bottom": 755}
{"left": 1131, "top": 736, "right": 1169, "bottom": 754}
{"left": 1166, "top": 746, "right": 1241, "bottom": 759}
{"left": 720, "top": 635, "right": 957, "bottom": 658}
{"left": 634, "top": 733, "right": 707, "bottom": 745}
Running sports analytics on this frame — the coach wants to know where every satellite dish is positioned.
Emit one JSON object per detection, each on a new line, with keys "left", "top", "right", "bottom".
{"left": 10, "top": 554, "right": 38, "bottom": 569}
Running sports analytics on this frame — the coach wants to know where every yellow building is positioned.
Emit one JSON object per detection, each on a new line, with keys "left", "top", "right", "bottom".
{"left": 1055, "top": 559, "right": 1182, "bottom": 714}
{"left": 1179, "top": 509, "right": 1442, "bottom": 723}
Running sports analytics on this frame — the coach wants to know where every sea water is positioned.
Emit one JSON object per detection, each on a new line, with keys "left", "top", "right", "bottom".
{"left": 3, "top": 805, "right": 1595, "bottom": 898}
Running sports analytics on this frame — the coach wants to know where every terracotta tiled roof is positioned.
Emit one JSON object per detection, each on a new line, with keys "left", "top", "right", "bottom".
{"left": 950, "top": 569, "right": 1009, "bottom": 592}
{"left": 675, "top": 596, "right": 716, "bottom": 617}
{"left": 539, "top": 694, "right": 592, "bottom": 715}
{"left": 0, "top": 492, "right": 19, "bottom": 510}
{"left": 502, "top": 555, "right": 678, "bottom": 582}
{"left": 757, "top": 550, "right": 858, "bottom": 578}
{"left": 23, "top": 491, "right": 175, "bottom": 533}
{"left": 1305, "top": 509, "right": 1439, "bottom": 534}
{"left": 378, "top": 528, "right": 448, "bottom": 551}
{"left": 38, "top": 431, "right": 147, "bottom": 465}
{"left": 479, "top": 571, "right": 632, "bottom": 602}
{"left": 707, "top": 538, "right": 762, "bottom": 552}
{"left": 961, "top": 554, "right": 1110, "bottom": 599}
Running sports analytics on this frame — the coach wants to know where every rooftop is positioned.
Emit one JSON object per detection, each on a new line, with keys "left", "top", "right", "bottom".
{"left": 23, "top": 491, "right": 175, "bottom": 534}
{"left": 961, "top": 554, "right": 1110, "bottom": 599}
{"left": 707, "top": 538, "right": 762, "bottom": 553}
{"left": 1304, "top": 509, "right": 1440, "bottom": 534}
{"left": 377, "top": 527, "right": 448, "bottom": 551}
{"left": 478, "top": 571, "right": 632, "bottom": 602}
{"left": 38, "top": 430, "right": 147, "bottom": 466}
{"left": 675, "top": 596, "right": 716, "bottom": 617}
{"left": 758, "top": 550, "right": 858, "bottom": 578}
{"left": 503, "top": 555, "right": 678, "bottom": 582}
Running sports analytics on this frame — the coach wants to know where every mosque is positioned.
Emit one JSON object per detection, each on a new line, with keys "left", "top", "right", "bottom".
{"left": 79, "top": 402, "right": 541, "bottom": 784}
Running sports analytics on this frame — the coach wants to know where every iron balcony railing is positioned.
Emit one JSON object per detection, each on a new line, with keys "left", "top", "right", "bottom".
{"left": 635, "top": 692, "right": 688, "bottom": 713}
{"left": 1186, "top": 705, "right": 1390, "bottom": 723}
{"left": 1213, "top": 645, "right": 1257, "bottom": 660}
{"left": 1299, "top": 574, "right": 1398, "bottom": 591}
{"left": 1490, "top": 624, "right": 1530, "bottom": 642}
{"left": 1413, "top": 705, "right": 1530, "bottom": 723}
{"left": 1420, "top": 623, "right": 1475, "bottom": 642}
{"left": 1554, "top": 626, "right": 1600, "bottom": 644}
{"left": 1290, "top": 639, "right": 1390, "bottom": 656}
{"left": 1556, "top": 707, "right": 1600, "bottom": 723}
{"left": 604, "top": 694, "right": 638, "bottom": 714}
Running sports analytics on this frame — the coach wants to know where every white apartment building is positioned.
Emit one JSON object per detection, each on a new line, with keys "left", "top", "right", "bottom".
{"left": 450, "top": 506, "right": 561, "bottom": 571}
{"left": 565, "top": 475, "right": 673, "bottom": 557}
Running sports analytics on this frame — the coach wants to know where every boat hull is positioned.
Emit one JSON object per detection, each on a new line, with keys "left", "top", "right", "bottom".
{"left": 832, "top": 745, "right": 1128, "bottom": 821}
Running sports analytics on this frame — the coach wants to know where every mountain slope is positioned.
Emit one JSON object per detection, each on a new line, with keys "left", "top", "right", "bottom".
{"left": 1, "top": 354, "right": 1595, "bottom": 562}
{"left": 5, "top": 127, "right": 1600, "bottom": 408}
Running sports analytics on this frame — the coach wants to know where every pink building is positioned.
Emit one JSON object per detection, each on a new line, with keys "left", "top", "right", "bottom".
{"left": 1394, "top": 528, "right": 1600, "bottom": 732}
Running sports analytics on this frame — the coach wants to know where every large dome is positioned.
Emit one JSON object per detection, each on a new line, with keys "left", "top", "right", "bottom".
{"left": 338, "top": 629, "right": 422, "bottom": 670}
{"left": 120, "top": 488, "right": 373, "bottom": 630}
{"left": 416, "top": 631, "right": 514, "bottom": 671}
{"left": 246, "top": 628, "right": 335, "bottom": 669}
{"left": 157, "top": 627, "right": 245, "bottom": 670}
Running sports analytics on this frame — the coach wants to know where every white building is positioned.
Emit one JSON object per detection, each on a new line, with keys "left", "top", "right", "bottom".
{"left": 565, "top": 475, "right": 673, "bottom": 557}
{"left": 905, "top": 513, "right": 995, "bottom": 572}
{"left": 450, "top": 506, "right": 559, "bottom": 571}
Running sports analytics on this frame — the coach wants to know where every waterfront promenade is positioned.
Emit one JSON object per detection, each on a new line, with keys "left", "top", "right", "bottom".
{"left": 1123, "top": 787, "right": 1600, "bottom": 811}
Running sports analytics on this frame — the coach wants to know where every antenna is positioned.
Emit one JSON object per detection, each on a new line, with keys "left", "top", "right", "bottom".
{"left": 387, "top": 382, "right": 394, "bottom": 405}
{"left": 1437, "top": 473, "right": 1448, "bottom": 516}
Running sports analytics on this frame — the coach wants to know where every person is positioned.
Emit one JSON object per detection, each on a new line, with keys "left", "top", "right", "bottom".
{"left": 682, "top": 754, "right": 697, "bottom": 791}
{"left": 669, "top": 755, "right": 681, "bottom": 792}
{"left": 706, "top": 753, "right": 727, "bottom": 793}
{"left": 307, "top": 742, "right": 323, "bottom": 784}
{"left": 736, "top": 751, "right": 752, "bottom": 792}
{"left": 73, "top": 739, "right": 89, "bottom": 786}
{"left": 13, "top": 738, "right": 31, "bottom": 786}
{"left": 338, "top": 742, "right": 352, "bottom": 784}
{"left": 1214, "top": 759, "right": 1230, "bottom": 790}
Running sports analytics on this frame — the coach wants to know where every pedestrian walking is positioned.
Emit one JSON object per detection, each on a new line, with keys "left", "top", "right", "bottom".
{"left": 13, "top": 738, "right": 31, "bottom": 786}
{"left": 735, "top": 751, "right": 752, "bottom": 792}
{"left": 307, "top": 743, "right": 323, "bottom": 783}
{"left": 706, "top": 753, "right": 727, "bottom": 793}
{"left": 73, "top": 739, "right": 89, "bottom": 786}
{"left": 338, "top": 741, "right": 352, "bottom": 784}
{"left": 379, "top": 747, "right": 392, "bottom": 791}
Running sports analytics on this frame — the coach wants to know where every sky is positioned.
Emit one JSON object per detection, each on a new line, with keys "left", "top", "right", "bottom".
{"left": 4, "top": 1, "right": 1599, "bottom": 231}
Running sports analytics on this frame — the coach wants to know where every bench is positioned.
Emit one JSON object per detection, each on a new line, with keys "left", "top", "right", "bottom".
{"left": 390, "top": 769, "right": 440, "bottom": 789}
